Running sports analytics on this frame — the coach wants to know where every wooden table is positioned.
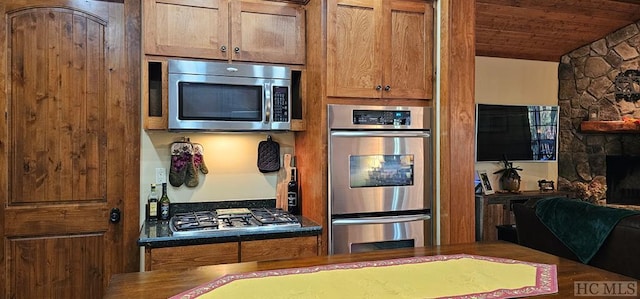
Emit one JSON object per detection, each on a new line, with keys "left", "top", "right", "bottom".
{"left": 105, "top": 241, "right": 634, "bottom": 298}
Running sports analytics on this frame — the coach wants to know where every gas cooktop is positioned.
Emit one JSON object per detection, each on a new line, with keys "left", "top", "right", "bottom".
{"left": 169, "top": 207, "right": 301, "bottom": 236}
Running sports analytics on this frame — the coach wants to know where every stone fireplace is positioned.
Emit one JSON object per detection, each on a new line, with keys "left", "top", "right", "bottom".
{"left": 558, "top": 21, "right": 640, "bottom": 206}
{"left": 606, "top": 155, "right": 640, "bottom": 205}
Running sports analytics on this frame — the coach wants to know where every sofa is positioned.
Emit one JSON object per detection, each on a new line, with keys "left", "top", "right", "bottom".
{"left": 513, "top": 198, "right": 640, "bottom": 279}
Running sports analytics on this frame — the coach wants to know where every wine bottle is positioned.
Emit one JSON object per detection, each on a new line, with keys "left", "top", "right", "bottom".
{"left": 159, "top": 183, "right": 171, "bottom": 220}
{"left": 287, "top": 169, "right": 300, "bottom": 215}
{"left": 147, "top": 184, "right": 159, "bottom": 222}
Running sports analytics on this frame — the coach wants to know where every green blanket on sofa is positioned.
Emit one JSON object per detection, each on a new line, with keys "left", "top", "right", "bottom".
{"left": 535, "top": 197, "right": 640, "bottom": 264}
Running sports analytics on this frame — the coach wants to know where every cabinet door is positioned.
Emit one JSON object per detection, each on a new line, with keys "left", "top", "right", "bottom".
{"left": 383, "top": 0, "right": 433, "bottom": 99}
{"left": 147, "top": 242, "right": 239, "bottom": 271}
{"left": 240, "top": 236, "right": 319, "bottom": 262}
{"left": 230, "top": 1, "right": 305, "bottom": 64}
{"left": 144, "top": 0, "right": 229, "bottom": 60}
{"left": 327, "top": 0, "right": 383, "bottom": 98}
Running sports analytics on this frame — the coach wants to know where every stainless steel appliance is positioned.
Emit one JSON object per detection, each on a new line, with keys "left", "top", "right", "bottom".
{"left": 168, "top": 59, "right": 291, "bottom": 131}
{"left": 328, "top": 104, "right": 432, "bottom": 254}
{"left": 169, "top": 208, "right": 300, "bottom": 237}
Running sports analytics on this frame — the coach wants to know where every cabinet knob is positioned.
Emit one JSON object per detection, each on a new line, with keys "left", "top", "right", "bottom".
{"left": 384, "top": 85, "right": 391, "bottom": 91}
{"left": 220, "top": 46, "right": 227, "bottom": 52}
{"left": 234, "top": 47, "right": 240, "bottom": 53}
{"left": 375, "top": 85, "right": 382, "bottom": 91}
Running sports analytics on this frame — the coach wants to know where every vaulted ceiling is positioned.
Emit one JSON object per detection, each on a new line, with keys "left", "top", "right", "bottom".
{"left": 476, "top": 0, "right": 640, "bottom": 62}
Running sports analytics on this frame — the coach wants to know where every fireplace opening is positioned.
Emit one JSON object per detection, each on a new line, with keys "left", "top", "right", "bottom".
{"left": 606, "top": 155, "right": 640, "bottom": 206}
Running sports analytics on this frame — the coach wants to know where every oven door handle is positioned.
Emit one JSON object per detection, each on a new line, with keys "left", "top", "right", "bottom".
{"left": 330, "top": 131, "right": 430, "bottom": 138}
{"left": 332, "top": 214, "right": 431, "bottom": 225}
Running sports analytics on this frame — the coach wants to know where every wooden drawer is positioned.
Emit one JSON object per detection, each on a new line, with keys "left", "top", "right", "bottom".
{"left": 240, "top": 236, "right": 319, "bottom": 262}
{"left": 147, "top": 242, "right": 239, "bottom": 271}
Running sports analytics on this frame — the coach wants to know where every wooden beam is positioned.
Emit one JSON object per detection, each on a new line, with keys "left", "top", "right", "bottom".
{"left": 438, "top": 0, "right": 476, "bottom": 245}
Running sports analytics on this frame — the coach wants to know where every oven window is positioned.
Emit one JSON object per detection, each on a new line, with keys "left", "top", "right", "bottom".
{"left": 349, "top": 155, "right": 414, "bottom": 188}
{"left": 179, "top": 82, "right": 262, "bottom": 121}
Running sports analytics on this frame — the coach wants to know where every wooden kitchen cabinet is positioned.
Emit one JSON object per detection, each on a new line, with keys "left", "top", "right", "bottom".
{"left": 147, "top": 242, "right": 239, "bottom": 271}
{"left": 326, "top": 0, "right": 433, "bottom": 99}
{"left": 145, "top": 236, "right": 320, "bottom": 271}
{"left": 143, "top": 0, "right": 305, "bottom": 64}
{"left": 240, "top": 236, "right": 319, "bottom": 262}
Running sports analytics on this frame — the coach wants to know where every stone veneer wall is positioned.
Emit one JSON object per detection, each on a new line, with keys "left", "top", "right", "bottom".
{"left": 558, "top": 21, "right": 640, "bottom": 197}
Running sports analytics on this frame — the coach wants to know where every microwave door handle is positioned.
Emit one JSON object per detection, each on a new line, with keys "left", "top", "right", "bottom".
{"left": 264, "top": 83, "right": 271, "bottom": 124}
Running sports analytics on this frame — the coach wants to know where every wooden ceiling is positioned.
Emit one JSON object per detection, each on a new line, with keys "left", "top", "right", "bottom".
{"left": 476, "top": 0, "right": 640, "bottom": 61}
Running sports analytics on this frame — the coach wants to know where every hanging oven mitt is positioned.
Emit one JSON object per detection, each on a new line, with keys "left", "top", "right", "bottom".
{"left": 169, "top": 141, "right": 194, "bottom": 187}
{"left": 257, "top": 135, "right": 280, "bottom": 173}
{"left": 193, "top": 143, "right": 208, "bottom": 174}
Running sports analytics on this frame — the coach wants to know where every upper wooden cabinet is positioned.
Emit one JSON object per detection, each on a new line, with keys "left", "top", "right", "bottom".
{"left": 327, "top": 0, "right": 433, "bottom": 99}
{"left": 144, "top": 0, "right": 305, "bottom": 64}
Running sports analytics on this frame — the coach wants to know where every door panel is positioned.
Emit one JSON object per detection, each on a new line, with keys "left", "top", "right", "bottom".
{"left": 8, "top": 236, "right": 104, "bottom": 298}
{"left": 231, "top": 1, "right": 305, "bottom": 64}
{"left": 144, "top": 0, "right": 229, "bottom": 60}
{"left": 385, "top": 1, "right": 432, "bottom": 99}
{"left": 10, "top": 9, "right": 107, "bottom": 204}
{"left": 327, "top": 0, "right": 382, "bottom": 98}
{"left": 0, "top": 1, "right": 140, "bottom": 298}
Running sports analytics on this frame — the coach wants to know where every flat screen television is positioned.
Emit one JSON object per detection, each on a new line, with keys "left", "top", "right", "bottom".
{"left": 475, "top": 104, "right": 559, "bottom": 162}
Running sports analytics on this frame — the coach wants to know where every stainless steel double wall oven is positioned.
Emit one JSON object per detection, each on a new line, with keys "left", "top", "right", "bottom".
{"left": 328, "top": 104, "right": 433, "bottom": 255}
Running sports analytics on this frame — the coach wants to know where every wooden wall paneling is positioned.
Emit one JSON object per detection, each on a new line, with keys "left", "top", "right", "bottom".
{"left": 0, "top": 3, "right": 6, "bottom": 297}
{"left": 118, "top": 0, "right": 142, "bottom": 278}
{"left": 296, "top": 0, "right": 328, "bottom": 254}
{"left": 438, "top": 0, "right": 476, "bottom": 245}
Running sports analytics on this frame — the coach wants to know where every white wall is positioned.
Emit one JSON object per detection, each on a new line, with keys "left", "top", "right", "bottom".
{"left": 139, "top": 131, "right": 295, "bottom": 221}
{"left": 475, "top": 56, "right": 559, "bottom": 191}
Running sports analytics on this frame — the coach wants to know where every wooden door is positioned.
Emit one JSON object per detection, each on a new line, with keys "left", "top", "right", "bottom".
{"left": 144, "top": 0, "right": 229, "bottom": 60}
{"left": 0, "top": 1, "right": 140, "bottom": 298}
{"left": 327, "top": 0, "right": 383, "bottom": 98}
{"left": 383, "top": 0, "right": 433, "bottom": 99}
{"left": 230, "top": 0, "right": 306, "bottom": 64}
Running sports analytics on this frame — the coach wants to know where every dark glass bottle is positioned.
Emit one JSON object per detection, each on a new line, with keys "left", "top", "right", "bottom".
{"left": 147, "top": 184, "right": 159, "bottom": 222}
{"left": 287, "top": 169, "right": 300, "bottom": 215}
{"left": 159, "top": 183, "right": 171, "bottom": 220}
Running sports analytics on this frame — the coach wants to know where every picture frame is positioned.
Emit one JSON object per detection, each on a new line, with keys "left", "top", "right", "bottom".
{"left": 478, "top": 170, "right": 495, "bottom": 195}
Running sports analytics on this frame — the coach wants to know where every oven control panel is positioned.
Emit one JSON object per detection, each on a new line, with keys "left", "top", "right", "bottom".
{"left": 352, "top": 110, "right": 411, "bottom": 125}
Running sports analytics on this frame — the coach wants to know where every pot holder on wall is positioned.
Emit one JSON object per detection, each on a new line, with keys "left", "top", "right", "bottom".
{"left": 185, "top": 143, "right": 208, "bottom": 187}
{"left": 169, "top": 141, "right": 194, "bottom": 187}
{"left": 257, "top": 135, "right": 280, "bottom": 173}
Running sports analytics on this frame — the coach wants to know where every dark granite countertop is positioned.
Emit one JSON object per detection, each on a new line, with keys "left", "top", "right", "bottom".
{"left": 138, "top": 199, "right": 322, "bottom": 248}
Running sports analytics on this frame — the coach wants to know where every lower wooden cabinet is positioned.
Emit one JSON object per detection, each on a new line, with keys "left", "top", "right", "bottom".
{"left": 145, "top": 236, "right": 320, "bottom": 271}
{"left": 240, "top": 236, "right": 319, "bottom": 262}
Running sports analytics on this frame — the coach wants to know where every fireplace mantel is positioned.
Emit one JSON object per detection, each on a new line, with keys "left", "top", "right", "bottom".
{"left": 580, "top": 121, "right": 640, "bottom": 133}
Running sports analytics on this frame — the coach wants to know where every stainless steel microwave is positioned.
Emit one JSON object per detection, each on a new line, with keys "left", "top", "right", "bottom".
{"left": 168, "top": 59, "right": 291, "bottom": 131}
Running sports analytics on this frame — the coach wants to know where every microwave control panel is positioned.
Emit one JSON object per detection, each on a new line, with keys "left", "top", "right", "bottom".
{"left": 272, "top": 86, "right": 289, "bottom": 122}
{"left": 352, "top": 110, "right": 411, "bottom": 126}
